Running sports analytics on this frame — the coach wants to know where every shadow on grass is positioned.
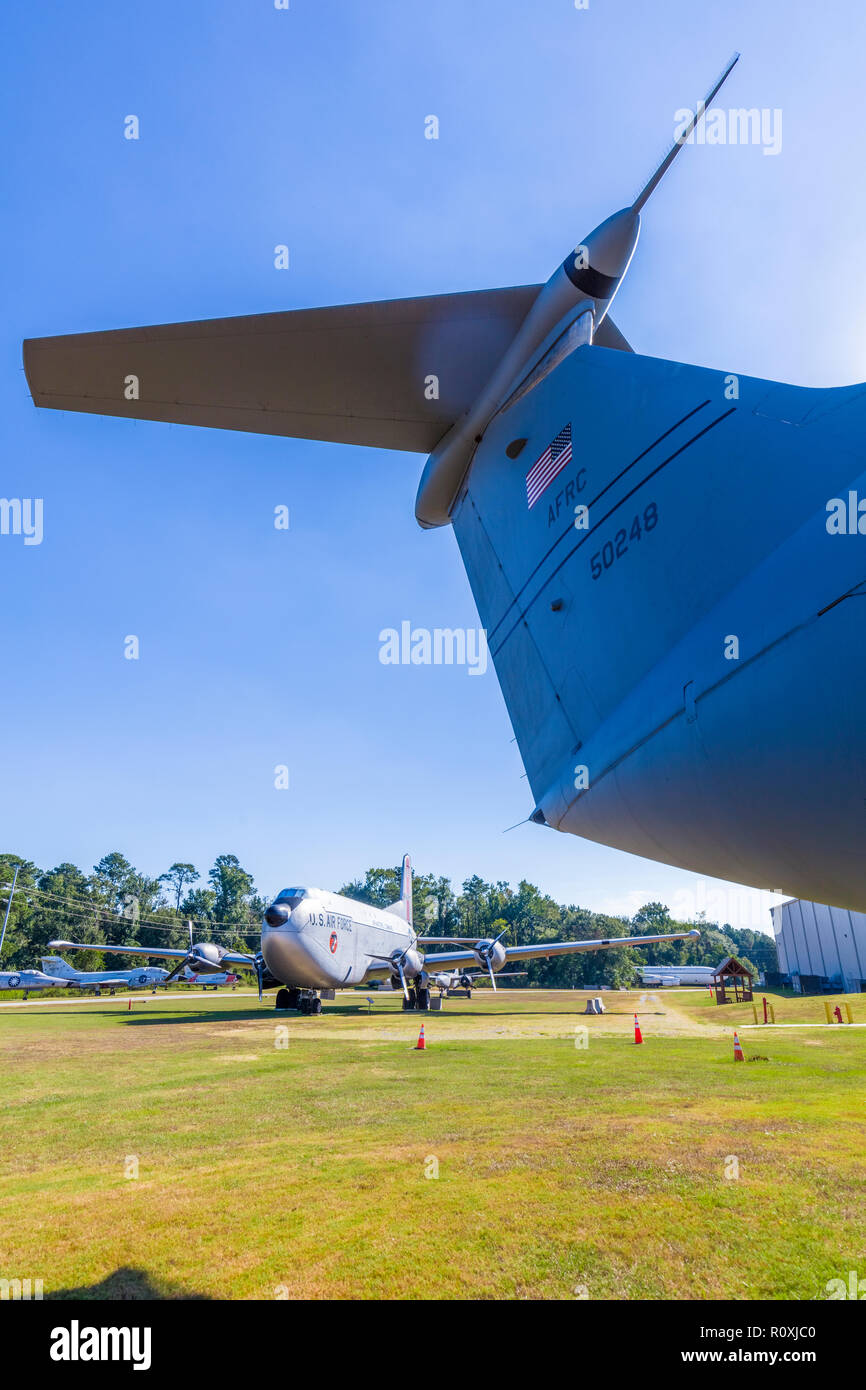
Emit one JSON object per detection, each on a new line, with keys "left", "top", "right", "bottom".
{"left": 119, "top": 1001, "right": 602, "bottom": 1026}
{"left": 122, "top": 1007, "right": 273, "bottom": 1026}
{"left": 45, "top": 1267, "right": 209, "bottom": 1300}
{"left": 120, "top": 1003, "right": 411, "bottom": 1026}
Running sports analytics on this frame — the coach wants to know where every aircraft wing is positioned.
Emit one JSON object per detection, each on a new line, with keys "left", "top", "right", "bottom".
{"left": 71, "top": 978, "right": 134, "bottom": 990}
{"left": 420, "top": 928, "right": 699, "bottom": 971}
{"left": 23, "top": 290, "right": 632, "bottom": 454}
{"left": 47, "top": 941, "right": 256, "bottom": 968}
{"left": 417, "top": 937, "right": 494, "bottom": 946}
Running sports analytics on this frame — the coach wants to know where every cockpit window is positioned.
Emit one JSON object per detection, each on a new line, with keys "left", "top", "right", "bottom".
{"left": 275, "top": 888, "right": 306, "bottom": 903}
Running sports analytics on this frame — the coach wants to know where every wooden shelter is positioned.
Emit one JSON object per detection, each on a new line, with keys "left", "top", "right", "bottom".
{"left": 712, "top": 956, "right": 754, "bottom": 1004}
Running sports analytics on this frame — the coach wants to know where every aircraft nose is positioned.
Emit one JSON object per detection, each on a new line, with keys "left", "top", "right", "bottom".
{"left": 264, "top": 903, "right": 290, "bottom": 928}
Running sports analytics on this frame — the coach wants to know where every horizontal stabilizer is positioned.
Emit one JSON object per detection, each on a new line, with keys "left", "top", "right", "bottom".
{"left": 23, "top": 290, "right": 632, "bottom": 452}
{"left": 24, "top": 287, "right": 546, "bottom": 453}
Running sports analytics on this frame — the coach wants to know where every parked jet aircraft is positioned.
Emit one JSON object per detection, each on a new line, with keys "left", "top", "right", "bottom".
{"left": 40, "top": 957, "right": 168, "bottom": 994}
{"left": 0, "top": 968, "right": 77, "bottom": 999}
{"left": 25, "top": 57, "right": 865, "bottom": 909}
{"left": 180, "top": 967, "right": 239, "bottom": 989}
{"left": 50, "top": 856, "right": 699, "bottom": 1013}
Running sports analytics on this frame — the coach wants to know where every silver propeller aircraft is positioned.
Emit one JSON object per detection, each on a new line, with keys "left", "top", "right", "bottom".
{"left": 49, "top": 855, "right": 699, "bottom": 1013}
{"left": 23, "top": 57, "right": 864, "bottom": 909}
{"left": 426, "top": 968, "right": 527, "bottom": 998}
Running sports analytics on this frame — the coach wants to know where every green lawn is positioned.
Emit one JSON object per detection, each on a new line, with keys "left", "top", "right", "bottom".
{"left": 0, "top": 988, "right": 862, "bottom": 1299}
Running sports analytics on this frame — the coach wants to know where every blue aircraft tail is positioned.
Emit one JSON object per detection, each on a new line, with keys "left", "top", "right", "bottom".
{"left": 449, "top": 342, "right": 866, "bottom": 906}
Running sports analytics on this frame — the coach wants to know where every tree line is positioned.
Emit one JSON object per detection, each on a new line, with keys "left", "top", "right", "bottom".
{"left": 0, "top": 852, "right": 266, "bottom": 972}
{"left": 1, "top": 845, "right": 778, "bottom": 989}
{"left": 0, "top": 851, "right": 777, "bottom": 986}
{"left": 342, "top": 865, "right": 776, "bottom": 986}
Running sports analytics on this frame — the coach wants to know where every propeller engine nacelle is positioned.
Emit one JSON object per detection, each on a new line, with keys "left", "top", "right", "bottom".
{"left": 186, "top": 942, "right": 227, "bottom": 974}
{"left": 472, "top": 933, "right": 509, "bottom": 991}
{"left": 399, "top": 949, "right": 423, "bottom": 979}
{"left": 385, "top": 946, "right": 424, "bottom": 1000}
{"left": 473, "top": 940, "right": 507, "bottom": 973}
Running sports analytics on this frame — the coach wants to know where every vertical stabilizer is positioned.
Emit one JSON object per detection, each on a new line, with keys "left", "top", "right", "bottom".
{"left": 41, "top": 957, "right": 77, "bottom": 979}
{"left": 385, "top": 854, "right": 413, "bottom": 928}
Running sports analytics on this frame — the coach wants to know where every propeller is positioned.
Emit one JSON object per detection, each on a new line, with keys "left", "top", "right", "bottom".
{"left": 163, "top": 958, "right": 190, "bottom": 984}
{"left": 474, "top": 928, "right": 509, "bottom": 992}
{"left": 163, "top": 925, "right": 234, "bottom": 984}
{"left": 367, "top": 945, "right": 422, "bottom": 1000}
{"left": 393, "top": 955, "right": 410, "bottom": 1000}
{"left": 161, "top": 922, "right": 193, "bottom": 983}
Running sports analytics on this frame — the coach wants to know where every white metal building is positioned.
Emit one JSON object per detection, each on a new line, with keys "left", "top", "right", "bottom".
{"left": 771, "top": 898, "right": 866, "bottom": 993}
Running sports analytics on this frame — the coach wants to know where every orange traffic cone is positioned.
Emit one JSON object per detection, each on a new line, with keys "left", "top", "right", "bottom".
{"left": 633, "top": 1013, "right": 643, "bottom": 1045}
{"left": 733, "top": 1030, "right": 744, "bottom": 1061}
{"left": 415, "top": 1024, "right": 426, "bottom": 1051}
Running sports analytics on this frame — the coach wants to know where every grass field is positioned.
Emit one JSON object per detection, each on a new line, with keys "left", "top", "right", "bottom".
{"left": 0, "top": 987, "right": 863, "bottom": 1300}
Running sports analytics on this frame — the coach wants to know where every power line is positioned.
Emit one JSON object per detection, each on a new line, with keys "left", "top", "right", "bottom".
{"left": 1, "top": 869, "right": 273, "bottom": 926}
{"left": 28, "top": 884, "right": 267, "bottom": 928}
{"left": 25, "top": 884, "right": 263, "bottom": 927}
{"left": 10, "top": 889, "right": 262, "bottom": 939}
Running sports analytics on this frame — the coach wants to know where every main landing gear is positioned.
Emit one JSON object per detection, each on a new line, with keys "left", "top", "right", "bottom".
{"left": 275, "top": 988, "right": 322, "bottom": 1015}
{"left": 401, "top": 986, "right": 431, "bottom": 1011}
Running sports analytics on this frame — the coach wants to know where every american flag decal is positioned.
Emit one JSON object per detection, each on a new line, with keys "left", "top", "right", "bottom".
{"left": 525, "top": 423, "right": 572, "bottom": 509}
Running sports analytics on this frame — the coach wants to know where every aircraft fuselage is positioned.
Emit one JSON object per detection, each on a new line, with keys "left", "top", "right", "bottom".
{"left": 262, "top": 888, "right": 412, "bottom": 991}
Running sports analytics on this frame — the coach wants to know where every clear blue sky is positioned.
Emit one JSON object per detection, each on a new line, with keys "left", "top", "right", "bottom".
{"left": 2, "top": 0, "right": 862, "bottom": 928}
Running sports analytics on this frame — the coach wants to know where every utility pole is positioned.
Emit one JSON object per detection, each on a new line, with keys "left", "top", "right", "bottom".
{"left": 0, "top": 864, "right": 21, "bottom": 962}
